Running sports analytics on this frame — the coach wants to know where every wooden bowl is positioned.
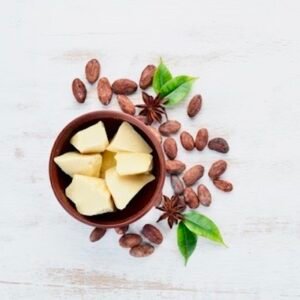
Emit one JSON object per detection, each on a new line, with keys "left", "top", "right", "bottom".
{"left": 49, "top": 111, "right": 165, "bottom": 228}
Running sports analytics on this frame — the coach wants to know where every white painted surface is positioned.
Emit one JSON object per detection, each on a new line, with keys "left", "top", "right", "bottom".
{"left": 1, "top": 1, "right": 300, "bottom": 299}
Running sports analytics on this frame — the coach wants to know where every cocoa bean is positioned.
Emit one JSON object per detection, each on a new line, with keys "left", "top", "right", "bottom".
{"left": 97, "top": 77, "right": 113, "bottom": 105}
{"left": 195, "top": 128, "right": 208, "bottom": 151}
{"left": 85, "top": 59, "right": 100, "bottom": 84}
{"left": 177, "top": 195, "right": 187, "bottom": 211}
{"left": 89, "top": 227, "right": 106, "bottom": 242}
{"left": 159, "top": 120, "right": 181, "bottom": 136}
{"left": 170, "top": 175, "right": 184, "bottom": 195}
{"left": 112, "top": 79, "right": 137, "bottom": 95}
{"left": 165, "top": 160, "right": 186, "bottom": 175}
{"left": 187, "top": 94, "right": 202, "bottom": 118}
{"left": 184, "top": 187, "right": 200, "bottom": 209}
{"left": 208, "top": 160, "right": 227, "bottom": 180}
{"left": 119, "top": 233, "right": 142, "bottom": 248}
{"left": 182, "top": 165, "right": 204, "bottom": 186}
{"left": 72, "top": 78, "right": 87, "bottom": 103}
{"left": 139, "top": 65, "right": 156, "bottom": 89}
{"left": 213, "top": 179, "right": 233, "bottom": 192}
{"left": 130, "top": 243, "right": 154, "bottom": 257}
{"left": 141, "top": 224, "right": 163, "bottom": 245}
{"left": 163, "top": 137, "right": 177, "bottom": 159}
{"left": 180, "top": 131, "right": 195, "bottom": 151}
{"left": 197, "top": 184, "right": 212, "bottom": 206}
{"left": 208, "top": 138, "right": 229, "bottom": 153}
{"left": 117, "top": 95, "right": 136, "bottom": 115}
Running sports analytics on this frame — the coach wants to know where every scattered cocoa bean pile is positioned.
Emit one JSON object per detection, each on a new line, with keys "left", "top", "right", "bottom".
{"left": 90, "top": 224, "right": 162, "bottom": 258}
{"left": 72, "top": 58, "right": 233, "bottom": 258}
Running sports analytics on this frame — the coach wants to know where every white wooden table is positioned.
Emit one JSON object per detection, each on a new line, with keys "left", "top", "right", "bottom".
{"left": 1, "top": 1, "right": 300, "bottom": 299}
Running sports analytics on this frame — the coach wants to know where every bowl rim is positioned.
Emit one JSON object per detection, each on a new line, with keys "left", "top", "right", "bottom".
{"left": 49, "top": 110, "right": 165, "bottom": 228}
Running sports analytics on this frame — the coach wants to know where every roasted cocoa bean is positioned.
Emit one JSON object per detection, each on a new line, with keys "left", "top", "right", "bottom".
{"left": 141, "top": 224, "right": 163, "bottom": 245}
{"left": 165, "top": 160, "right": 186, "bottom": 175}
{"left": 72, "top": 78, "right": 87, "bottom": 103}
{"left": 187, "top": 94, "right": 202, "bottom": 118}
{"left": 112, "top": 79, "right": 137, "bottom": 95}
{"left": 159, "top": 120, "right": 181, "bottom": 136}
{"left": 119, "top": 233, "right": 142, "bottom": 248}
{"left": 117, "top": 95, "right": 136, "bottom": 115}
{"left": 182, "top": 165, "right": 204, "bottom": 186}
{"left": 180, "top": 131, "right": 195, "bottom": 151}
{"left": 195, "top": 128, "right": 208, "bottom": 151}
{"left": 208, "top": 138, "right": 229, "bottom": 153}
{"left": 184, "top": 187, "right": 200, "bottom": 209}
{"left": 170, "top": 175, "right": 184, "bottom": 195}
{"left": 97, "top": 77, "right": 113, "bottom": 105}
{"left": 163, "top": 137, "right": 177, "bottom": 159}
{"left": 197, "top": 184, "right": 212, "bottom": 206}
{"left": 139, "top": 65, "right": 156, "bottom": 89}
{"left": 208, "top": 160, "right": 227, "bottom": 180}
{"left": 130, "top": 243, "right": 155, "bottom": 257}
{"left": 89, "top": 227, "right": 106, "bottom": 242}
{"left": 85, "top": 59, "right": 100, "bottom": 84}
{"left": 213, "top": 179, "right": 233, "bottom": 192}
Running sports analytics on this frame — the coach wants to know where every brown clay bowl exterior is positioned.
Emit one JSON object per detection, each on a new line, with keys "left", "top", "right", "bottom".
{"left": 49, "top": 111, "right": 165, "bottom": 228}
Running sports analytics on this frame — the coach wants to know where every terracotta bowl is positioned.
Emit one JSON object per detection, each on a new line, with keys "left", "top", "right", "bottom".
{"left": 49, "top": 111, "right": 165, "bottom": 228}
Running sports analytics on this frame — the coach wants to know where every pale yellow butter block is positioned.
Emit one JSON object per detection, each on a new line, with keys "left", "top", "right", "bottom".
{"left": 54, "top": 152, "right": 102, "bottom": 177}
{"left": 106, "top": 122, "right": 152, "bottom": 153}
{"left": 100, "top": 151, "right": 116, "bottom": 178}
{"left": 66, "top": 175, "right": 114, "bottom": 216}
{"left": 70, "top": 121, "right": 109, "bottom": 153}
{"left": 105, "top": 167, "right": 155, "bottom": 210}
{"left": 115, "top": 152, "right": 153, "bottom": 175}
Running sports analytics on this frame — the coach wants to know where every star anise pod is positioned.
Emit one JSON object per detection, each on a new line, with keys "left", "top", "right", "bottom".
{"left": 136, "top": 92, "right": 168, "bottom": 125}
{"left": 156, "top": 195, "right": 185, "bottom": 229}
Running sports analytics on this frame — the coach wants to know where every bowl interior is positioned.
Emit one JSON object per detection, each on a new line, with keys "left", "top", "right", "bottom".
{"left": 49, "top": 112, "right": 164, "bottom": 228}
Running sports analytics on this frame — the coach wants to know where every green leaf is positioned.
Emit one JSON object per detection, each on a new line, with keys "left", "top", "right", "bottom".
{"left": 177, "top": 221, "right": 197, "bottom": 265}
{"left": 152, "top": 59, "right": 172, "bottom": 94}
{"left": 183, "top": 211, "right": 225, "bottom": 245}
{"left": 159, "top": 75, "right": 196, "bottom": 98}
{"left": 164, "top": 78, "right": 196, "bottom": 107}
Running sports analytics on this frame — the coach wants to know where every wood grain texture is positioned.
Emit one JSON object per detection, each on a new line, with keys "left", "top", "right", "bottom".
{"left": 1, "top": 0, "right": 300, "bottom": 299}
